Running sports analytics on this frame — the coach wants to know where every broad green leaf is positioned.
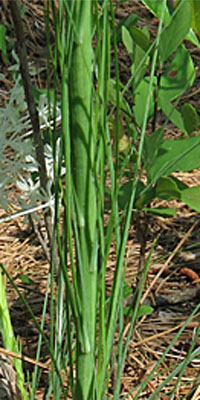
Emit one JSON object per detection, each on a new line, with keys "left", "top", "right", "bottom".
{"left": 119, "top": 181, "right": 154, "bottom": 210}
{"left": 181, "top": 186, "right": 200, "bottom": 212}
{"left": 155, "top": 176, "right": 181, "bottom": 200}
{"left": 159, "top": 95, "right": 187, "bottom": 133}
{"left": 128, "top": 26, "right": 151, "bottom": 55}
{"left": 159, "top": 1, "right": 191, "bottom": 63}
{"left": 169, "top": 176, "right": 188, "bottom": 191}
{"left": 117, "top": 13, "right": 138, "bottom": 42}
{"left": 141, "top": 0, "right": 200, "bottom": 48}
{"left": 133, "top": 77, "right": 156, "bottom": 127}
{"left": 159, "top": 45, "right": 195, "bottom": 101}
{"left": 143, "top": 128, "right": 164, "bottom": 169}
{"left": 190, "top": 0, "right": 200, "bottom": 36}
{"left": 148, "top": 136, "right": 200, "bottom": 181}
{"left": 141, "top": 0, "right": 170, "bottom": 25}
{"left": 143, "top": 207, "right": 176, "bottom": 217}
{"left": 181, "top": 103, "right": 199, "bottom": 135}
{"left": 124, "top": 304, "right": 154, "bottom": 318}
{"left": 137, "top": 304, "right": 154, "bottom": 318}
{"left": 122, "top": 26, "right": 134, "bottom": 59}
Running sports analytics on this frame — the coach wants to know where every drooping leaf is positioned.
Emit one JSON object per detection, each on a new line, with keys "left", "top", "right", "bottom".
{"left": 155, "top": 176, "right": 181, "bottom": 200}
{"left": 159, "top": 1, "right": 191, "bottom": 63}
{"left": 148, "top": 136, "right": 200, "bottom": 181}
{"left": 159, "top": 45, "right": 195, "bottom": 101}
{"left": 181, "top": 186, "right": 200, "bottom": 212}
{"left": 181, "top": 103, "right": 199, "bottom": 135}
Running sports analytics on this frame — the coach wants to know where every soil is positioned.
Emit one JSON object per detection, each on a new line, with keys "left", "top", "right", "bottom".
{"left": 1, "top": 1, "right": 200, "bottom": 399}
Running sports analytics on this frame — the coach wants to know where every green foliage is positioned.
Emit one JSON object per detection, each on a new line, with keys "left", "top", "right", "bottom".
{"left": 190, "top": 0, "right": 200, "bottom": 36}
{"left": 181, "top": 103, "right": 199, "bottom": 135}
{"left": 1, "top": 0, "right": 200, "bottom": 398}
{"left": 115, "top": 0, "right": 200, "bottom": 218}
{"left": 158, "top": 0, "right": 191, "bottom": 63}
{"left": 181, "top": 185, "right": 200, "bottom": 212}
{"left": 142, "top": 0, "right": 200, "bottom": 47}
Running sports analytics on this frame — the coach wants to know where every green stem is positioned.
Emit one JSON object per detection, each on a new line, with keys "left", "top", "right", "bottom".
{"left": 68, "top": 1, "right": 97, "bottom": 398}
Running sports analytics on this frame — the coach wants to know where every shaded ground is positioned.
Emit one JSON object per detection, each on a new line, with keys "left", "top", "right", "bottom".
{"left": 1, "top": 1, "right": 200, "bottom": 398}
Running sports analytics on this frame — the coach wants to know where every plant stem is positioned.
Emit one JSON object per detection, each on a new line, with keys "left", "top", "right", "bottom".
{"left": 67, "top": 1, "right": 97, "bottom": 398}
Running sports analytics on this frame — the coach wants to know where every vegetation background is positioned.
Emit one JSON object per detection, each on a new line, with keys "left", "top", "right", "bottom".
{"left": 0, "top": 0, "right": 200, "bottom": 399}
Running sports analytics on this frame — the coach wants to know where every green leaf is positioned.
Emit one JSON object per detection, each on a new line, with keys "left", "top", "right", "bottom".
{"left": 117, "top": 13, "right": 138, "bottom": 43}
{"left": 143, "top": 128, "right": 164, "bottom": 169}
{"left": 141, "top": 0, "right": 170, "bottom": 25}
{"left": 141, "top": 0, "right": 200, "bottom": 48}
{"left": 17, "top": 274, "right": 37, "bottom": 286}
{"left": 119, "top": 181, "right": 154, "bottom": 210}
{"left": 190, "top": 0, "right": 200, "bottom": 36}
{"left": 137, "top": 304, "right": 154, "bottom": 318}
{"left": 143, "top": 207, "right": 176, "bottom": 217}
{"left": 132, "top": 26, "right": 150, "bottom": 87}
{"left": 123, "top": 283, "right": 132, "bottom": 299}
{"left": 128, "top": 26, "right": 151, "bottom": 55}
{"left": 148, "top": 136, "right": 200, "bottom": 181}
{"left": 133, "top": 77, "right": 156, "bottom": 127}
{"left": 159, "top": 45, "right": 195, "bottom": 101}
{"left": 169, "top": 176, "right": 188, "bottom": 191}
{"left": 122, "top": 26, "right": 134, "bottom": 59}
{"left": 159, "top": 1, "right": 191, "bottom": 63}
{"left": 181, "top": 186, "right": 200, "bottom": 212}
{"left": 186, "top": 27, "right": 200, "bottom": 48}
{"left": 181, "top": 103, "right": 199, "bottom": 135}
{"left": 159, "top": 95, "right": 187, "bottom": 133}
{"left": 155, "top": 176, "right": 181, "bottom": 200}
